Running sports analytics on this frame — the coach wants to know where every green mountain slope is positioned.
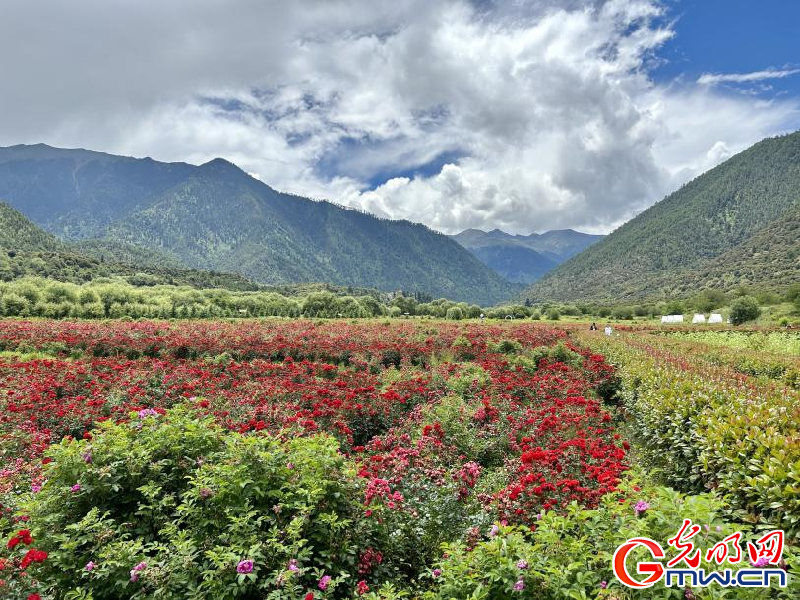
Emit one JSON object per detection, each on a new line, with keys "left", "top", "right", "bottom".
{"left": 0, "top": 144, "right": 193, "bottom": 238}
{"left": 523, "top": 131, "right": 800, "bottom": 302}
{"left": 663, "top": 204, "right": 800, "bottom": 295}
{"left": 0, "top": 202, "right": 259, "bottom": 290}
{"left": 70, "top": 239, "right": 186, "bottom": 269}
{"left": 0, "top": 145, "right": 518, "bottom": 304}
{"left": 0, "top": 202, "right": 61, "bottom": 252}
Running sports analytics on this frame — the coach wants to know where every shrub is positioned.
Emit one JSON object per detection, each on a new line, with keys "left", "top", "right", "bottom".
{"left": 380, "top": 348, "right": 402, "bottom": 369}
{"left": 545, "top": 308, "right": 560, "bottom": 321}
{"left": 489, "top": 338, "right": 522, "bottom": 355}
{"left": 612, "top": 306, "right": 633, "bottom": 320}
{"left": 450, "top": 335, "right": 476, "bottom": 360}
{"left": 585, "top": 334, "right": 800, "bottom": 538}
{"left": 423, "top": 481, "right": 800, "bottom": 600}
{"left": 729, "top": 295, "right": 761, "bottom": 325}
{"left": 444, "top": 306, "right": 463, "bottom": 320}
{"left": 665, "top": 300, "right": 685, "bottom": 315}
{"left": 20, "top": 406, "right": 371, "bottom": 599}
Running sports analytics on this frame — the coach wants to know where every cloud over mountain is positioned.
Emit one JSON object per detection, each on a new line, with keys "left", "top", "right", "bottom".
{"left": 1, "top": 0, "right": 798, "bottom": 234}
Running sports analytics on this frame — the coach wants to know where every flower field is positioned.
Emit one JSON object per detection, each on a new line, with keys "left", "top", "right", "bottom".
{"left": 0, "top": 319, "right": 797, "bottom": 599}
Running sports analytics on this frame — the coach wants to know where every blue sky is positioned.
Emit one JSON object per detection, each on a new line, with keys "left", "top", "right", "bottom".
{"left": 1, "top": 0, "right": 799, "bottom": 234}
{"left": 653, "top": 0, "right": 800, "bottom": 99}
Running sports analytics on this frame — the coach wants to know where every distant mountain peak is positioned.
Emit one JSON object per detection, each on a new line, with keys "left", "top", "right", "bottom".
{"left": 199, "top": 157, "right": 244, "bottom": 174}
{"left": 449, "top": 226, "right": 604, "bottom": 284}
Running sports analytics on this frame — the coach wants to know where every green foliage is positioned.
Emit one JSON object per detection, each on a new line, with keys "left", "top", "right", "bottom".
{"left": 611, "top": 306, "right": 633, "bottom": 320}
{"left": 423, "top": 480, "right": 799, "bottom": 599}
{"left": 488, "top": 338, "right": 523, "bottom": 355}
{"left": 729, "top": 295, "right": 761, "bottom": 325}
{"left": 22, "top": 406, "right": 369, "bottom": 599}
{"left": 586, "top": 334, "right": 800, "bottom": 538}
{"left": 445, "top": 306, "right": 463, "bottom": 320}
{"left": 446, "top": 364, "right": 491, "bottom": 397}
{"left": 0, "top": 278, "right": 495, "bottom": 320}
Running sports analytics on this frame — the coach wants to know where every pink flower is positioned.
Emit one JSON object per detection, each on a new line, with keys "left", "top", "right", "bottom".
{"left": 288, "top": 559, "right": 299, "bottom": 571}
{"left": 634, "top": 500, "right": 650, "bottom": 515}
{"left": 237, "top": 559, "right": 254, "bottom": 573}
{"left": 516, "top": 559, "right": 528, "bottom": 570}
{"left": 129, "top": 562, "right": 146, "bottom": 582}
{"left": 513, "top": 577, "right": 525, "bottom": 591}
{"left": 70, "top": 483, "right": 81, "bottom": 493}
{"left": 85, "top": 560, "right": 95, "bottom": 571}
{"left": 318, "top": 575, "right": 332, "bottom": 590}
{"left": 432, "top": 568, "right": 442, "bottom": 578}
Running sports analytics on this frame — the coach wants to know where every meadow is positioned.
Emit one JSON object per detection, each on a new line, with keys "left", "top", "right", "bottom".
{"left": 0, "top": 318, "right": 797, "bottom": 599}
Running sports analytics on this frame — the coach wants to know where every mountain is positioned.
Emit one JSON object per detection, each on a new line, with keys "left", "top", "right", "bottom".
{"left": 0, "top": 202, "right": 260, "bottom": 290}
{"left": 70, "top": 239, "right": 186, "bottom": 269}
{"left": 523, "top": 131, "right": 800, "bottom": 302}
{"left": 467, "top": 245, "right": 558, "bottom": 284}
{"left": 0, "top": 144, "right": 193, "bottom": 239}
{"left": 0, "top": 145, "right": 518, "bottom": 304}
{"left": 451, "top": 228, "right": 602, "bottom": 283}
{"left": 0, "top": 202, "right": 61, "bottom": 252}
{"left": 664, "top": 204, "right": 800, "bottom": 295}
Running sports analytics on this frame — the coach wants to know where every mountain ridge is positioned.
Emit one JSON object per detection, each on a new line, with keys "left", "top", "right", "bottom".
{"left": 0, "top": 144, "right": 519, "bottom": 304}
{"left": 451, "top": 227, "right": 603, "bottom": 283}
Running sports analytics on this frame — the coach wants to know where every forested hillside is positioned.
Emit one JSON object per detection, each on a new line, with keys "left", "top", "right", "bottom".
{"left": 0, "top": 202, "right": 60, "bottom": 252}
{"left": 0, "top": 202, "right": 260, "bottom": 290}
{"left": 523, "top": 131, "right": 800, "bottom": 301}
{"left": 0, "top": 145, "right": 518, "bottom": 304}
{"left": 664, "top": 204, "right": 800, "bottom": 295}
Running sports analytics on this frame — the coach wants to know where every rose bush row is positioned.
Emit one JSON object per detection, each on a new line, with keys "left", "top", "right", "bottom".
{"left": 579, "top": 331, "right": 800, "bottom": 539}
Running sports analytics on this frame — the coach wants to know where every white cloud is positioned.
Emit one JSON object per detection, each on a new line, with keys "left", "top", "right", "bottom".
{"left": 698, "top": 68, "right": 800, "bottom": 86}
{"left": 0, "top": 0, "right": 798, "bottom": 235}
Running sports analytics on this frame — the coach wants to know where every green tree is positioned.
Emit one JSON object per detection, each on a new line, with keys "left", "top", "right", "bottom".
{"left": 729, "top": 296, "right": 761, "bottom": 325}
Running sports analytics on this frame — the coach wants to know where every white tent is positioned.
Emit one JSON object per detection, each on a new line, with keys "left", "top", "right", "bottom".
{"left": 660, "top": 314, "right": 684, "bottom": 323}
{"left": 708, "top": 313, "right": 723, "bottom": 324}
{"left": 692, "top": 314, "right": 706, "bottom": 324}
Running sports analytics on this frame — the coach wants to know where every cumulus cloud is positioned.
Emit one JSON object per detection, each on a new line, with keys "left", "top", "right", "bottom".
{"left": 0, "top": 0, "right": 798, "bottom": 234}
